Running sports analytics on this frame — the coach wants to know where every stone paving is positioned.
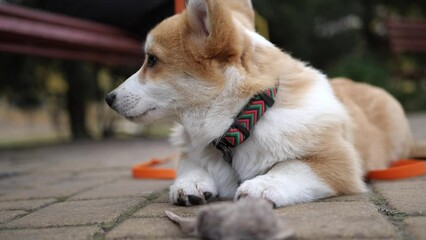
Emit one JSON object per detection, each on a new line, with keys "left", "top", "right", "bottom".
{"left": 0, "top": 114, "right": 425, "bottom": 240}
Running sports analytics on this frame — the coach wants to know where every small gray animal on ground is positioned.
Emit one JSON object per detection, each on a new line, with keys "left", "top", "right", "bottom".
{"left": 165, "top": 198, "right": 294, "bottom": 240}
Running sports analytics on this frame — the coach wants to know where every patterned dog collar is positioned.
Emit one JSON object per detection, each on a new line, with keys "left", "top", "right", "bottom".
{"left": 213, "top": 81, "right": 280, "bottom": 164}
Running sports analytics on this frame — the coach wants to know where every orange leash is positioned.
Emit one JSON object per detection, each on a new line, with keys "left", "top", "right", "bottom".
{"left": 133, "top": 156, "right": 425, "bottom": 181}
{"left": 367, "top": 159, "right": 426, "bottom": 180}
{"left": 132, "top": 154, "right": 177, "bottom": 180}
{"left": 174, "top": 0, "right": 185, "bottom": 14}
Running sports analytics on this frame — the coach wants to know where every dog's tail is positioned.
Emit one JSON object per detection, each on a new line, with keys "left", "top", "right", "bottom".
{"left": 410, "top": 140, "right": 426, "bottom": 159}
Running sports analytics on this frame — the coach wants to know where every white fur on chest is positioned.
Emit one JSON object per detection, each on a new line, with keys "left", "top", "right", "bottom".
{"left": 233, "top": 75, "right": 348, "bottom": 180}
{"left": 172, "top": 69, "right": 348, "bottom": 192}
{"left": 213, "top": 23, "right": 349, "bottom": 180}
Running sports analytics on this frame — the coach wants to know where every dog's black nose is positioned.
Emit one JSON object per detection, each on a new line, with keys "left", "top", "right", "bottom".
{"left": 105, "top": 92, "right": 116, "bottom": 107}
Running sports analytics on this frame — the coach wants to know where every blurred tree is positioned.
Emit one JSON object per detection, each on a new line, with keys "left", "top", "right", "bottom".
{"left": 253, "top": 0, "right": 365, "bottom": 69}
{"left": 0, "top": 0, "right": 173, "bottom": 140}
{"left": 253, "top": 0, "right": 425, "bottom": 67}
{"left": 0, "top": 53, "right": 96, "bottom": 139}
{"left": 0, "top": 54, "right": 46, "bottom": 109}
{"left": 62, "top": 61, "right": 97, "bottom": 140}
{"left": 253, "top": 0, "right": 425, "bottom": 111}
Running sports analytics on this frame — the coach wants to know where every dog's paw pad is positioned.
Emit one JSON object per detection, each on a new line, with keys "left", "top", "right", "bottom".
{"left": 169, "top": 179, "right": 217, "bottom": 207}
{"left": 203, "top": 191, "right": 213, "bottom": 200}
{"left": 176, "top": 197, "right": 187, "bottom": 206}
{"left": 173, "top": 190, "right": 207, "bottom": 206}
{"left": 188, "top": 195, "right": 203, "bottom": 205}
{"left": 235, "top": 177, "right": 282, "bottom": 207}
{"left": 237, "top": 193, "right": 249, "bottom": 200}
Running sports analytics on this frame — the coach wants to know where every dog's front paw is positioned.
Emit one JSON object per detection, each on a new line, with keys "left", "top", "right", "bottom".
{"left": 235, "top": 176, "right": 282, "bottom": 208}
{"left": 170, "top": 177, "right": 217, "bottom": 206}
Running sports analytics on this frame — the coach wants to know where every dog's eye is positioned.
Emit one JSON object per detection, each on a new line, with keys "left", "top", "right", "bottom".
{"left": 146, "top": 54, "right": 157, "bottom": 68}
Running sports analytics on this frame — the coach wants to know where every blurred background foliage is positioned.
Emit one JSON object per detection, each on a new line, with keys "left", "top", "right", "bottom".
{"left": 0, "top": 0, "right": 425, "bottom": 145}
{"left": 252, "top": 0, "right": 426, "bottom": 111}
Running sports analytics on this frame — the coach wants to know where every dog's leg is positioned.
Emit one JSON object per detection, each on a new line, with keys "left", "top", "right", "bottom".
{"left": 235, "top": 160, "right": 336, "bottom": 207}
{"left": 170, "top": 156, "right": 218, "bottom": 206}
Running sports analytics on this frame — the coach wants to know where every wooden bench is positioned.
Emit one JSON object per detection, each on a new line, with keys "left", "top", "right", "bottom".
{"left": 0, "top": 1, "right": 186, "bottom": 66}
{"left": 0, "top": 2, "right": 183, "bottom": 139}
{"left": 387, "top": 19, "right": 426, "bottom": 53}
{"left": 0, "top": 3, "right": 143, "bottom": 66}
{"left": 387, "top": 19, "right": 426, "bottom": 80}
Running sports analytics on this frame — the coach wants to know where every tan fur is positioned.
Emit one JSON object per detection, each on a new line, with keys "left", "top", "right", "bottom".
{"left": 304, "top": 137, "right": 365, "bottom": 194}
{"left": 304, "top": 78, "right": 413, "bottom": 194}
{"left": 227, "top": 0, "right": 255, "bottom": 30}
{"left": 331, "top": 78, "right": 412, "bottom": 171}
{"left": 410, "top": 140, "right": 426, "bottom": 158}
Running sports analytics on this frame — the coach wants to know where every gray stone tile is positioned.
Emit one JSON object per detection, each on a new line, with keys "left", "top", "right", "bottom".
{"left": 0, "top": 187, "right": 16, "bottom": 196}
{"left": 31, "top": 140, "right": 177, "bottom": 173}
{"left": 320, "top": 192, "right": 372, "bottom": 202}
{"left": 0, "top": 172, "right": 73, "bottom": 190}
{"left": 0, "top": 199, "right": 56, "bottom": 211}
{"left": 153, "top": 190, "right": 171, "bottom": 203}
{"left": 0, "top": 178, "right": 111, "bottom": 201}
{"left": 0, "top": 171, "right": 74, "bottom": 197}
{"left": 106, "top": 218, "right": 184, "bottom": 239}
{"left": 0, "top": 226, "right": 100, "bottom": 240}
{"left": 404, "top": 217, "right": 426, "bottom": 239}
{"left": 71, "top": 179, "right": 172, "bottom": 200}
{"left": 133, "top": 203, "right": 201, "bottom": 218}
{"left": 275, "top": 201, "right": 396, "bottom": 239}
{"left": 72, "top": 169, "right": 129, "bottom": 181}
{"left": 0, "top": 157, "right": 53, "bottom": 174}
{"left": 372, "top": 180, "right": 426, "bottom": 191}
{"left": 408, "top": 113, "right": 426, "bottom": 140}
{"left": 0, "top": 210, "right": 27, "bottom": 224}
{"left": 373, "top": 181, "right": 426, "bottom": 214}
{"left": 4, "top": 198, "right": 142, "bottom": 228}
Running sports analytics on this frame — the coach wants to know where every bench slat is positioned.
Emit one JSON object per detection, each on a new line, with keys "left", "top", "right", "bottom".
{"left": 0, "top": 3, "right": 128, "bottom": 36}
{"left": 0, "top": 15, "right": 142, "bottom": 54}
{"left": 0, "top": 42, "right": 141, "bottom": 66}
{"left": 387, "top": 19, "right": 426, "bottom": 53}
{"left": 0, "top": 3, "right": 145, "bottom": 65}
{"left": 389, "top": 40, "right": 426, "bottom": 53}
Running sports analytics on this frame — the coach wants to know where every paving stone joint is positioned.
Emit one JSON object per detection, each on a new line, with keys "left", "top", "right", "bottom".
{"left": 0, "top": 135, "right": 425, "bottom": 239}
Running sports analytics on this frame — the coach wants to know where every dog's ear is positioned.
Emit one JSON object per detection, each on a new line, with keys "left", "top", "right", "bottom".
{"left": 226, "top": 0, "right": 255, "bottom": 30}
{"left": 185, "top": 0, "right": 241, "bottom": 59}
{"left": 186, "top": 0, "right": 211, "bottom": 37}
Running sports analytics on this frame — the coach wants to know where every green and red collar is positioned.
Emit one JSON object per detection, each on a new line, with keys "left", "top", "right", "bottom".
{"left": 213, "top": 82, "right": 280, "bottom": 164}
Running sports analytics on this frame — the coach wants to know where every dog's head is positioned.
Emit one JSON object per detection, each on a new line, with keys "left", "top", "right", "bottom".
{"left": 106, "top": 0, "right": 268, "bottom": 123}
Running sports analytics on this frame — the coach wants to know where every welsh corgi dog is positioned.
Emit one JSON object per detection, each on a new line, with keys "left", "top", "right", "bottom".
{"left": 106, "top": 0, "right": 414, "bottom": 207}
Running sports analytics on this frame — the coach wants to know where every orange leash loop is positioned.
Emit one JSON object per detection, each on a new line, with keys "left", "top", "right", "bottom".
{"left": 133, "top": 156, "right": 425, "bottom": 181}
{"left": 367, "top": 159, "right": 426, "bottom": 180}
{"left": 174, "top": 0, "right": 185, "bottom": 14}
{"left": 132, "top": 154, "right": 177, "bottom": 180}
